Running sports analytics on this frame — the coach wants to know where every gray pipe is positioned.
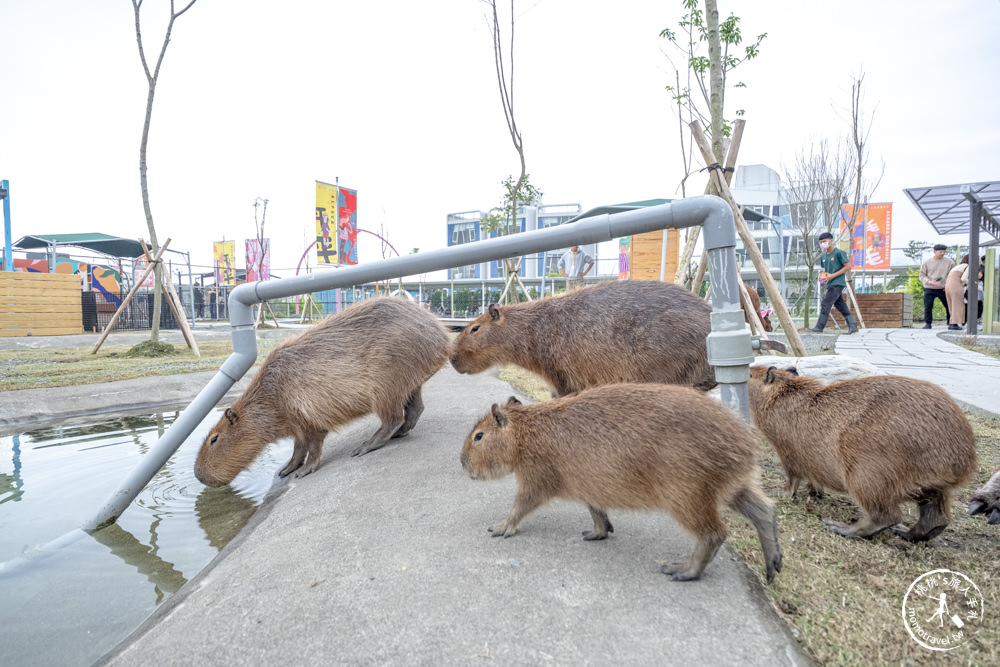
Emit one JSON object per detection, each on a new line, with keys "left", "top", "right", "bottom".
{"left": 2, "top": 196, "right": 750, "bottom": 574}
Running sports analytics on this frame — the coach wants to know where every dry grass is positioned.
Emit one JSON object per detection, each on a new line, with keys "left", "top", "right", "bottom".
{"left": 955, "top": 335, "right": 1000, "bottom": 360}
{"left": 0, "top": 339, "right": 286, "bottom": 391}
{"left": 498, "top": 365, "right": 1000, "bottom": 665}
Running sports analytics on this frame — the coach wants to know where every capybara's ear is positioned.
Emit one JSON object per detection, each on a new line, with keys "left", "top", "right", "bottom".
{"left": 505, "top": 396, "right": 522, "bottom": 407}
{"left": 225, "top": 407, "right": 239, "bottom": 425}
{"left": 488, "top": 303, "right": 502, "bottom": 322}
{"left": 491, "top": 403, "right": 509, "bottom": 428}
{"left": 764, "top": 367, "right": 778, "bottom": 385}
{"left": 784, "top": 366, "right": 799, "bottom": 376}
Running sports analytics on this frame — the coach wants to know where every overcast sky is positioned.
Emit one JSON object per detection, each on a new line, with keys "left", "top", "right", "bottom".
{"left": 2, "top": 0, "right": 998, "bottom": 277}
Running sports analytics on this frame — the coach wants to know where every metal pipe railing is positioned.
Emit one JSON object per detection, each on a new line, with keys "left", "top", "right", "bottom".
{"left": 1, "top": 196, "right": 749, "bottom": 574}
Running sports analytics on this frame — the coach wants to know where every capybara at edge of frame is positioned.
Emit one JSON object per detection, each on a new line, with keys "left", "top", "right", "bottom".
{"left": 194, "top": 297, "right": 451, "bottom": 487}
{"left": 459, "top": 384, "right": 783, "bottom": 583}
{"left": 747, "top": 365, "right": 977, "bottom": 542}
{"left": 969, "top": 470, "right": 1000, "bottom": 524}
{"left": 449, "top": 280, "right": 716, "bottom": 396}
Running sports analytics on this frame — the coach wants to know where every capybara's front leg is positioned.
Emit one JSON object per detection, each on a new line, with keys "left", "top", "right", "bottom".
{"left": 352, "top": 407, "right": 406, "bottom": 457}
{"left": 279, "top": 430, "right": 326, "bottom": 478}
{"left": 660, "top": 529, "right": 726, "bottom": 582}
{"left": 489, "top": 491, "right": 544, "bottom": 538}
{"left": 582, "top": 505, "right": 614, "bottom": 541}
{"left": 392, "top": 386, "right": 425, "bottom": 439}
{"left": 969, "top": 470, "right": 1000, "bottom": 524}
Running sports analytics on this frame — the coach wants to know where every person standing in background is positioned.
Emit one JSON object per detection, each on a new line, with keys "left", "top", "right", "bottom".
{"left": 558, "top": 245, "right": 594, "bottom": 291}
{"left": 919, "top": 244, "right": 954, "bottom": 329}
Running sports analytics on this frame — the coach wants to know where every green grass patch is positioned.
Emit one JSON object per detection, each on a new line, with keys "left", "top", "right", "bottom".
{"left": 0, "top": 339, "right": 286, "bottom": 391}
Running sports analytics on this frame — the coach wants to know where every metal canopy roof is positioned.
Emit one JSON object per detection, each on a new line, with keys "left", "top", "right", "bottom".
{"left": 903, "top": 181, "right": 1000, "bottom": 241}
{"left": 13, "top": 233, "right": 147, "bottom": 259}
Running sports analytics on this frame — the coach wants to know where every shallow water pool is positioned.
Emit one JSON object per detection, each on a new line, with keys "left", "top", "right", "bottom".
{"left": 0, "top": 407, "right": 292, "bottom": 666}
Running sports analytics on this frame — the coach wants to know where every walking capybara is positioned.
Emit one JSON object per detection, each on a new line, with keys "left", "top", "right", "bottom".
{"left": 450, "top": 280, "right": 716, "bottom": 396}
{"left": 747, "top": 366, "right": 977, "bottom": 541}
{"left": 194, "top": 298, "right": 451, "bottom": 487}
{"left": 969, "top": 471, "right": 1000, "bottom": 524}
{"left": 459, "top": 384, "right": 782, "bottom": 583}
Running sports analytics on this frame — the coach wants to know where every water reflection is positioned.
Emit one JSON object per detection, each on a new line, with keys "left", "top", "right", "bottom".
{"left": 0, "top": 407, "right": 291, "bottom": 666}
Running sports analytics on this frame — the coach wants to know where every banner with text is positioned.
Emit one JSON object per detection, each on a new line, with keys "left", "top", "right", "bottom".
{"left": 245, "top": 239, "right": 270, "bottom": 282}
{"left": 839, "top": 203, "right": 892, "bottom": 272}
{"left": 214, "top": 240, "right": 237, "bottom": 285}
{"left": 316, "top": 181, "right": 358, "bottom": 265}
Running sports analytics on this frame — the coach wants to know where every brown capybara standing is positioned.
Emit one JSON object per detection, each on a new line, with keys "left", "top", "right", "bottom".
{"left": 459, "top": 385, "right": 782, "bottom": 583}
{"left": 748, "top": 366, "right": 978, "bottom": 541}
{"left": 194, "top": 298, "right": 451, "bottom": 487}
{"left": 742, "top": 285, "right": 772, "bottom": 332}
{"left": 450, "top": 280, "right": 716, "bottom": 396}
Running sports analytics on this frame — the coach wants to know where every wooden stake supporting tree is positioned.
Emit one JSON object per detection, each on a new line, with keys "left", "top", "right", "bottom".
{"left": 675, "top": 119, "right": 745, "bottom": 285}
{"left": 690, "top": 120, "right": 807, "bottom": 358}
{"left": 91, "top": 240, "right": 171, "bottom": 354}
{"left": 138, "top": 240, "right": 200, "bottom": 356}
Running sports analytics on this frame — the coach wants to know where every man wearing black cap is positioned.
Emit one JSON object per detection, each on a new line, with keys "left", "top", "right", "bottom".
{"left": 808, "top": 231, "right": 858, "bottom": 334}
{"left": 918, "top": 244, "right": 954, "bottom": 329}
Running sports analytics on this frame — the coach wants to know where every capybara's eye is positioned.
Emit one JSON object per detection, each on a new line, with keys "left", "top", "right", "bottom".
{"left": 474, "top": 432, "right": 483, "bottom": 441}
{"left": 470, "top": 326, "right": 480, "bottom": 333}
{"left": 210, "top": 435, "right": 218, "bottom": 445}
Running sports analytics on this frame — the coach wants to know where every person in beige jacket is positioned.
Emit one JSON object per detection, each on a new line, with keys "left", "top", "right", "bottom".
{"left": 945, "top": 254, "right": 969, "bottom": 330}
{"left": 919, "top": 244, "right": 954, "bottom": 328}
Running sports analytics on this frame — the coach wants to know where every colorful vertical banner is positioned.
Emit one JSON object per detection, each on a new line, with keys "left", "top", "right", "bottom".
{"left": 618, "top": 237, "right": 631, "bottom": 279}
{"left": 315, "top": 181, "right": 339, "bottom": 264}
{"left": 337, "top": 187, "right": 358, "bottom": 266}
{"left": 316, "top": 180, "right": 358, "bottom": 265}
{"left": 245, "top": 239, "right": 270, "bottom": 282}
{"left": 839, "top": 203, "right": 892, "bottom": 271}
{"left": 214, "top": 240, "right": 237, "bottom": 285}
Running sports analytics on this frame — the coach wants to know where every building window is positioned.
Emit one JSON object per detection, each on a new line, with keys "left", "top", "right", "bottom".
{"left": 451, "top": 222, "right": 477, "bottom": 246}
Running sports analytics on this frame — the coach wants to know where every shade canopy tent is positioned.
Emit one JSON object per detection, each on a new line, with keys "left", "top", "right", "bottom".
{"left": 904, "top": 181, "right": 1000, "bottom": 242}
{"left": 905, "top": 181, "right": 1000, "bottom": 334}
{"left": 13, "top": 233, "right": 148, "bottom": 259}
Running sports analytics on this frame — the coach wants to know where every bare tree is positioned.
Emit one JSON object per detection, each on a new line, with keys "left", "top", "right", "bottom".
{"left": 781, "top": 138, "right": 852, "bottom": 327}
{"left": 133, "top": 0, "right": 198, "bottom": 342}
{"left": 481, "top": 0, "right": 535, "bottom": 303}
{"left": 836, "top": 69, "right": 885, "bottom": 248}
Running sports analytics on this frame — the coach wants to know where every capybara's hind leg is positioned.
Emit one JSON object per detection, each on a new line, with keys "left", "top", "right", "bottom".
{"left": 894, "top": 490, "right": 950, "bottom": 542}
{"left": 352, "top": 407, "right": 406, "bottom": 457}
{"left": 728, "top": 484, "right": 783, "bottom": 583}
{"left": 392, "top": 387, "right": 425, "bottom": 439}
{"left": 582, "top": 505, "right": 614, "bottom": 541}
{"left": 279, "top": 430, "right": 326, "bottom": 478}
{"left": 660, "top": 529, "right": 726, "bottom": 582}
{"left": 823, "top": 500, "right": 901, "bottom": 539}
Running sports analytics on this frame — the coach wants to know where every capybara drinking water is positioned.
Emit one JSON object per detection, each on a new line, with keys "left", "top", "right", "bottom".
{"left": 450, "top": 280, "right": 716, "bottom": 396}
{"left": 748, "top": 366, "right": 977, "bottom": 541}
{"left": 194, "top": 298, "right": 451, "bottom": 487}
{"left": 459, "top": 384, "right": 782, "bottom": 583}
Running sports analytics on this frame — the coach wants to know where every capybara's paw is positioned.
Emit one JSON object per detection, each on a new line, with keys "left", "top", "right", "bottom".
{"left": 891, "top": 523, "right": 946, "bottom": 543}
{"left": 293, "top": 462, "right": 319, "bottom": 479}
{"left": 659, "top": 562, "right": 701, "bottom": 582}
{"left": 277, "top": 461, "right": 302, "bottom": 478}
{"left": 488, "top": 522, "right": 518, "bottom": 538}
{"left": 969, "top": 473, "right": 1000, "bottom": 524}
{"left": 581, "top": 529, "right": 609, "bottom": 541}
{"left": 822, "top": 518, "right": 862, "bottom": 538}
{"left": 351, "top": 442, "right": 384, "bottom": 457}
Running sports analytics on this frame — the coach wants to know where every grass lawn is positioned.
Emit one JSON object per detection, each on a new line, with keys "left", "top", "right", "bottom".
{"left": 0, "top": 339, "right": 287, "bottom": 392}
{"left": 499, "top": 364, "right": 1000, "bottom": 666}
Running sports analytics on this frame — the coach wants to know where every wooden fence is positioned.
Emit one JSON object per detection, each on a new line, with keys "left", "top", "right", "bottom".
{"left": 831, "top": 292, "right": 914, "bottom": 328}
{"left": 0, "top": 272, "right": 84, "bottom": 337}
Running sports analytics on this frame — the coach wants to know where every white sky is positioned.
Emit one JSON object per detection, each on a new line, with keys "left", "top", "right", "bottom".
{"left": 2, "top": 0, "right": 998, "bottom": 278}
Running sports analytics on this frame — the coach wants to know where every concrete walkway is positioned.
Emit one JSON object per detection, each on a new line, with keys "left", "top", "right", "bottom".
{"left": 835, "top": 326, "right": 1000, "bottom": 417}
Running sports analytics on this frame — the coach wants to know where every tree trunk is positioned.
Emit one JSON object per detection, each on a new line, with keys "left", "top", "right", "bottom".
{"left": 705, "top": 0, "right": 725, "bottom": 166}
